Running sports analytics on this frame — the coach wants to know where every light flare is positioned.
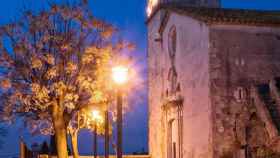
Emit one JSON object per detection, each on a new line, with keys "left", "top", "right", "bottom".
{"left": 147, "top": 0, "right": 159, "bottom": 16}
{"left": 91, "top": 110, "right": 103, "bottom": 123}
{"left": 112, "top": 66, "right": 129, "bottom": 85}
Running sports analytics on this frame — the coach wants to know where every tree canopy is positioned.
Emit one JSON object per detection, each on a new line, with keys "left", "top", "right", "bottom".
{"left": 0, "top": 1, "right": 133, "bottom": 157}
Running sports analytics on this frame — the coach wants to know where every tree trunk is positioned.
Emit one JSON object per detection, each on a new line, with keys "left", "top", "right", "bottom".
{"left": 52, "top": 106, "right": 69, "bottom": 158}
{"left": 70, "top": 130, "right": 79, "bottom": 158}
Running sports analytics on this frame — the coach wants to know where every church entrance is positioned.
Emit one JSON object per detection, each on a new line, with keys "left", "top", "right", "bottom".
{"left": 164, "top": 102, "right": 183, "bottom": 158}
{"left": 167, "top": 119, "right": 175, "bottom": 158}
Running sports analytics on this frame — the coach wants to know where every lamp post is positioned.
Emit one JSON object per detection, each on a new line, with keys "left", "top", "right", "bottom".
{"left": 104, "top": 109, "right": 109, "bottom": 158}
{"left": 92, "top": 110, "right": 102, "bottom": 158}
{"left": 112, "top": 66, "right": 128, "bottom": 158}
{"left": 94, "top": 123, "right": 97, "bottom": 158}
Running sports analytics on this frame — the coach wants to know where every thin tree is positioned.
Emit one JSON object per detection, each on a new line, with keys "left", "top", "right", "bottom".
{"left": 0, "top": 1, "right": 122, "bottom": 158}
{"left": 68, "top": 106, "right": 113, "bottom": 158}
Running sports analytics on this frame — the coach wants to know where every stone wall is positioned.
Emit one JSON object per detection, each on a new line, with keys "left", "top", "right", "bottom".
{"left": 165, "top": 13, "right": 212, "bottom": 158}
{"left": 209, "top": 25, "right": 280, "bottom": 158}
{"left": 148, "top": 10, "right": 213, "bottom": 158}
{"left": 148, "top": 6, "right": 280, "bottom": 158}
{"left": 148, "top": 9, "right": 167, "bottom": 158}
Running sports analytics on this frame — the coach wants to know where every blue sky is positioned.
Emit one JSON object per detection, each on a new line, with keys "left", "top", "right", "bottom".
{"left": 0, "top": 0, "right": 280, "bottom": 157}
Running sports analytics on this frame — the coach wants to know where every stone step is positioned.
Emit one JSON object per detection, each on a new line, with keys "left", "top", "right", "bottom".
{"left": 257, "top": 84, "right": 280, "bottom": 133}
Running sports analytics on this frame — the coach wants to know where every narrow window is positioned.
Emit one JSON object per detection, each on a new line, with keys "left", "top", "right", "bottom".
{"left": 234, "top": 87, "right": 246, "bottom": 102}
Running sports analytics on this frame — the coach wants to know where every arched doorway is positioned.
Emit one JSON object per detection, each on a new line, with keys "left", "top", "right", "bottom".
{"left": 164, "top": 100, "right": 183, "bottom": 158}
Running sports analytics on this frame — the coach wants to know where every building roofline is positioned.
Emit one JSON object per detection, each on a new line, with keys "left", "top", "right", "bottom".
{"left": 146, "top": 3, "right": 280, "bottom": 27}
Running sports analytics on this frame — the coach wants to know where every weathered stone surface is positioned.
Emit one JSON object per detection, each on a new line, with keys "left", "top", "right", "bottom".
{"left": 148, "top": 2, "right": 280, "bottom": 158}
{"left": 148, "top": 10, "right": 167, "bottom": 158}
{"left": 148, "top": 10, "right": 212, "bottom": 158}
{"left": 209, "top": 25, "right": 280, "bottom": 158}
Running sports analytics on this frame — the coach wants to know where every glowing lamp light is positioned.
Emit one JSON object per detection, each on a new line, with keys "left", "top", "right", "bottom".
{"left": 92, "top": 110, "right": 102, "bottom": 123}
{"left": 112, "top": 66, "right": 129, "bottom": 85}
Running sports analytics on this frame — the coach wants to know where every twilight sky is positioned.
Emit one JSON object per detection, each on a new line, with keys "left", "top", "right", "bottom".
{"left": 0, "top": 0, "right": 280, "bottom": 157}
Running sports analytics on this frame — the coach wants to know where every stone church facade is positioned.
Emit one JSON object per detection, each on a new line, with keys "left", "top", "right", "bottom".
{"left": 147, "top": 0, "right": 280, "bottom": 158}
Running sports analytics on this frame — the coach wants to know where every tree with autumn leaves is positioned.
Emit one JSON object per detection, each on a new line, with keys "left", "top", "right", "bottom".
{"left": 68, "top": 107, "right": 113, "bottom": 158}
{"left": 0, "top": 1, "right": 132, "bottom": 158}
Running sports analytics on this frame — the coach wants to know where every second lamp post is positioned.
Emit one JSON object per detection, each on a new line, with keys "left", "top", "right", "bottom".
{"left": 92, "top": 110, "right": 102, "bottom": 158}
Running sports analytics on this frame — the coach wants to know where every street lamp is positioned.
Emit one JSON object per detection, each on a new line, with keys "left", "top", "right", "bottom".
{"left": 92, "top": 110, "right": 102, "bottom": 121}
{"left": 112, "top": 66, "right": 129, "bottom": 85}
{"left": 91, "top": 110, "right": 102, "bottom": 158}
{"left": 112, "top": 65, "right": 129, "bottom": 158}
